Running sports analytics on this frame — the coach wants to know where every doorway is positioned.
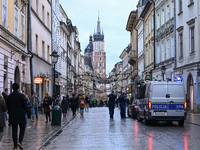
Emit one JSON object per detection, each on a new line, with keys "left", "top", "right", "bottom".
{"left": 187, "top": 74, "right": 194, "bottom": 111}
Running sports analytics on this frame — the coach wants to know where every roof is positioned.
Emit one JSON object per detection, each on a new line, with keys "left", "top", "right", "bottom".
{"left": 84, "top": 35, "right": 93, "bottom": 53}
{"left": 140, "top": 1, "right": 152, "bottom": 19}
{"left": 126, "top": 10, "right": 137, "bottom": 32}
{"left": 84, "top": 56, "right": 93, "bottom": 71}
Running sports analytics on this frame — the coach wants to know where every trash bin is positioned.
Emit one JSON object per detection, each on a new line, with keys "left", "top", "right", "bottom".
{"left": 51, "top": 105, "right": 61, "bottom": 125}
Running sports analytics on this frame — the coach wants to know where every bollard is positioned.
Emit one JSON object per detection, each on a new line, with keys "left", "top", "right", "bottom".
{"left": 51, "top": 105, "right": 61, "bottom": 125}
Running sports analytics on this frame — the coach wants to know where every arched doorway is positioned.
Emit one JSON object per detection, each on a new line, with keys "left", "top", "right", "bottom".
{"left": 14, "top": 66, "right": 20, "bottom": 85}
{"left": 187, "top": 74, "right": 194, "bottom": 111}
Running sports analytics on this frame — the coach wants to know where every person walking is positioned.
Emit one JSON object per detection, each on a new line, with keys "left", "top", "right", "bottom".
{"left": 70, "top": 94, "right": 78, "bottom": 116}
{"left": 30, "top": 92, "right": 40, "bottom": 122}
{"left": 117, "top": 93, "right": 127, "bottom": 118}
{"left": 78, "top": 95, "right": 87, "bottom": 117}
{"left": 2, "top": 88, "right": 8, "bottom": 120}
{"left": 107, "top": 91, "right": 117, "bottom": 118}
{"left": 61, "top": 96, "right": 69, "bottom": 117}
{"left": 6, "top": 83, "right": 31, "bottom": 150}
{"left": 43, "top": 93, "right": 52, "bottom": 123}
{"left": 0, "top": 94, "right": 7, "bottom": 149}
{"left": 85, "top": 95, "right": 89, "bottom": 111}
{"left": 24, "top": 95, "right": 31, "bottom": 127}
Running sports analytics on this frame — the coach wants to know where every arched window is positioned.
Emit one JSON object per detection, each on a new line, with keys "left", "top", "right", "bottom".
{"left": 100, "top": 57, "right": 102, "bottom": 61}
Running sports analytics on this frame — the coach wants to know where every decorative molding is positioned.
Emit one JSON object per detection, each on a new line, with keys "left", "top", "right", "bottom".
{"left": 0, "top": 25, "right": 26, "bottom": 51}
{"left": 186, "top": 18, "right": 195, "bottom": 26}
{"left": 176, "top": 26, "right": 184, "bottom": 32}
{"left": 187, "top": 2, "right": 194, "bottom": 8}
{"left": 177, "top": 11, "right": 183, "bottom": 16}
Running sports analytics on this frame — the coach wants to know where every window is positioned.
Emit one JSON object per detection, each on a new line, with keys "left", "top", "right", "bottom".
{"left": 171, "top": 35, "right": 174, "bottom": 58}
{"left": 36, "top": 34, "right": 38, "bottom": 54}
{"left": 42, "top": 41, "right": 45, "bottom": 59}
{"left": 179, "top": 0, "right": 182, "bottom": 12}
{"left": 152, "top": 14, "right": 154, "bottom": 30}
{"left": 14, "top": 6, "right": 19, "bottom": 37}
{"left": 103, "top": 63, "right": 104, "bottom": 67}
{"left": 100, "top": 63, "right": 101, "bottom": 67}
{"left": 100, "top": 51, "right": 102, "bottom": 55}
{"left": 146, "top": 23, "right": 148, "bottom": 37}
{"left": 100, "top": 57, "right": 102, "bottom": 61}
{"left": 157, "top": 43, "right": 160, "bottom": 63}
{"left": 146, "top": 46, "right": 148, "bottom": 66}
{"left": 179, "top": 33, "right": 183, "bottom": 57}
{"left": 171, "top": 0, "right": 174, "bottom": 16}
{"left": 36, "top": 0, "right": 39, "bottom": 14}
{"left": 166, "top": 39, "right": 170, "bottom": 59}
{"left": 42, "top": 5, "right": 45, "bottom": 22}
{"left": 2, "top": 0, "right": 7, "bottom": 28}
{"left": 21, "top": 13, "right": 24, "bottom": 42}
{"left": 100, "top": 70, "right": 102, "bottom": 73}
{"left": 190, "top": 26, "right": 195, "bottom": 53}
{"left": 98, "top": 63, "right": 99, "bottom": 67}
{"left": 157, "top": 14, "right": 160, "bottom": 29}
{"left": 47, "top": 45, "right": 50, "bottom": 62}
{"left": 162, "top": 42, "right": 165, "bottom": 61}
{"left": 162, "top": 9, "right": 164, "bottom": 25}
{"left": 149, "top": 44, "right": 151, "bottom": 63}
{"left": 167, "top": 5, "right": 170, "bottom": 20}
{"left": 149, "top": 18, "right": 151, "bottom": 34}
{"left": 47, "top": 12, "right": 50, "bottom": 28}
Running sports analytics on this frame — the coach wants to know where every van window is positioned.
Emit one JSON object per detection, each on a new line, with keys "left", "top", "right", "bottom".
{"left": 145, "top": 84, "right": 150, "bottom": 98}
{"left": 167, "top": 84, "right": 184, "bottom": 97}
{"left": 139, "top": 85, "right": 146, "bottom": 99}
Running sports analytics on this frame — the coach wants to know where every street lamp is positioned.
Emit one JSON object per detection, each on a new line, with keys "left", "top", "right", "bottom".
{"left": 50, "top": 51, "right": 59, "bottom": 102}
{"left": 161, "top": 65, "right": 166, "bottom": 81}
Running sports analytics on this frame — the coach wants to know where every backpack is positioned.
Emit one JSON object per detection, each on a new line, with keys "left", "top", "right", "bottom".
{"left": 81, "top": 99, "right": 84, "bottom": 105}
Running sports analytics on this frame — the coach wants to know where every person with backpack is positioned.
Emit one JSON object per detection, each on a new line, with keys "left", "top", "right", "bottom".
{"left": 70, "top": 94, "right": 78, "bottom": 116}
{"left": 78, "top": 95, "right": 87, "bottom": 117}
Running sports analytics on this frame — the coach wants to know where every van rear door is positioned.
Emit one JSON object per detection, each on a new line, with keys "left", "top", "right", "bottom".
{"left": 151, "top": 83, "right": 168, "bottom": 116}
{"left": 166, "top": 82, "right": 185, "bottom": 116}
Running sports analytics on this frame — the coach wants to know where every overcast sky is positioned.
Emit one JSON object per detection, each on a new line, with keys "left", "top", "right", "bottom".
{"left": 60, "top": 0, "right": 138, "bottom": 74}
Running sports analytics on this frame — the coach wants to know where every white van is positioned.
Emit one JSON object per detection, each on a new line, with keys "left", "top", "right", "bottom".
{"left": 137, "top": 81, "right": 187, "bottom": 126}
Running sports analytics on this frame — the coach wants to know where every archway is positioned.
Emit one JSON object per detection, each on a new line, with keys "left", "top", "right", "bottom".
{"left": 187, "top": 74, "right": 194, "bottom": 111}
{"left": 14, "top": 66, "right": 20, "bottom": 85}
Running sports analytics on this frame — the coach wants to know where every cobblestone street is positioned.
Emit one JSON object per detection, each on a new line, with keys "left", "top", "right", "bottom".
{"left": 44, "top": 107, "right": 200, "bottom": 150}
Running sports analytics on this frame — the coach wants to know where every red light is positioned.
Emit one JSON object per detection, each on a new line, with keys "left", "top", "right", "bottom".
{"left": 134, "top": 105, "right": 138, "bottom": 109}
{"left": 148, "top": 102, "right": 151, "bottom": 110}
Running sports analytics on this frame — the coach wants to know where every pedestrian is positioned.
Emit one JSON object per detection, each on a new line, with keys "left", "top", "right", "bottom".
{"left": 70, "top": 94, "right": 78, "bottom": 116}
{"left": 117, "top": 93, "right": 127, "bottom": 118}
{"left": 2, "top": 88, "right": 8, "bottom": 120}
{"left": 6, "top": 83, "right": 31, "bottom": 150}
{"left": 0, "top": 94, "right": 7, "bottom": 149}
{"left": 61, "top": 96, "right": 69, "bottom": 117}
{"left": 43, "top": 93, "right": 52, "bottom": 123}
{"left": 108, "top": 91, "right": 117, "bottom": 118}
{"left": 85, "top": 95, "right": 89, "bottom": 111}
{"left": 78, "top": 95, "right": 87, "bottom": 117}
{"left": 30, "top": 92, "right": 40, "bottom": 122}
{"left": 24, "top": 95, "right": 31, "bottom": 127}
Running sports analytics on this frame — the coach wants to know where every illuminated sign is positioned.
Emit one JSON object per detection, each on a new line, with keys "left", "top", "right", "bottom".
{"left": 34, "top": 78, "right": 43, "bottom": 84}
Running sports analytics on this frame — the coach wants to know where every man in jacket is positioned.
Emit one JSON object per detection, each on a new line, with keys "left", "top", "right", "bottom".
{"left": 2, "top": 88, "right": 8, "bottom": 120}
{"left": 70, "top": 94, "right": 78, "bottom": 116}
{"left": 117, "top": 93, "right": 127, "bottom": 118}
{"left": 7, "top": 83, "right": 31, "bottom": 150}
{"left": 108, "top": 91, "right": 117, "bottom": 118}
{"left": 30, "top": 92, "right": 40, "bottom": 122}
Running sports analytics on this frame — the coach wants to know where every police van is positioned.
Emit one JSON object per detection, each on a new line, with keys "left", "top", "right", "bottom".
{"left": 137, "top": 81, "right": 187, "bottom": 126}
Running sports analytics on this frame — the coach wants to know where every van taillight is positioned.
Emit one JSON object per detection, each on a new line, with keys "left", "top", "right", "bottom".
{"left": 184, "top": 102, "right": 187, "bottom": 110}
{"left": 148, "top": 102, "right": 151, "bottom": 110}
{"left": 134, "top": 105, "right": 138, "bottom": 109}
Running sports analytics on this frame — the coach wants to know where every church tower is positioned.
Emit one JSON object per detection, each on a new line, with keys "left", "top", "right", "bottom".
{"left": 92, "top": 12, "right": 106, "bottom": 96}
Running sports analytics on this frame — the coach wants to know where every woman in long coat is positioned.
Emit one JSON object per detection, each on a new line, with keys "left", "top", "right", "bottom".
{"left": 61, "top": 96, "right": 69, "bottom": 117}
{"left": 43, "top": 93, "right": 52, "bottom": 123}
{"left": 0, "top": 94, "right": 7, "bottom": 147}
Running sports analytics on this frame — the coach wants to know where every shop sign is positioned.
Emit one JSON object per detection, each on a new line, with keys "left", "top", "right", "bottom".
{"left": 34, "top": 78, "right": 43, "bottom": 84}
{"left": 175, "top": 70, "right": 183, "bottom": 75}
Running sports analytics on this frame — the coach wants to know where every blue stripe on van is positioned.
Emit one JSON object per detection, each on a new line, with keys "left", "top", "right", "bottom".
{"left": 151, "top": 103, "right": 184, "bottom": 110}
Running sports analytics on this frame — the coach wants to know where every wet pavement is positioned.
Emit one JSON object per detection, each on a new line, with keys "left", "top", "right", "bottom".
{"left": 1, "top": 110, "right": 74, "bottom": 150}
{"left": 44, "top": 107, "right": 200, "bottom": 150}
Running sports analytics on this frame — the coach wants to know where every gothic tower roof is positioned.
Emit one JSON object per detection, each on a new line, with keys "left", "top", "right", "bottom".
{"left": 93, "top": 11, "right": 104, "bottom": 41}
{"left": 84, "top": 33, "right": 93, "bottom": 53}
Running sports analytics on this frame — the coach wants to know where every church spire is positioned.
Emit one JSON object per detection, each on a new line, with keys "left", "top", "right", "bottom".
{"left": 97, "top": 11, "right": 101, "bottom": 34}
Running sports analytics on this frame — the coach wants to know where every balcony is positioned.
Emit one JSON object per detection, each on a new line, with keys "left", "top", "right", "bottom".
{"left": 128, "top": 50, "right": 137, "bottom": 66}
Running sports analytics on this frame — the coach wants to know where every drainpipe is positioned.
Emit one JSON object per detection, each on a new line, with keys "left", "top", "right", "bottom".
{"left": 28, "top": 0, "right": 34, "bottom": 95}
{"left": 173, "top": 0, "right": 176, "bottom": 81}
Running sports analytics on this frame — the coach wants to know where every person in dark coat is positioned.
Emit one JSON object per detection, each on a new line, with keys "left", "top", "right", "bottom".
{"left": 61, "top": 96, "right": 69, "bottom": 117}
{"left": 0, "top": 94, "right": 7, "bottom": 148}
{"left": 6, "top": 83, "right": 31, "bottom": 150}
{"left": 117, "top": 93, "right": 127, "bottom": 118}
{"left": 70, "top": 94, "right": 78, "bottom": 116}
{"left": 43, "top": 93, "right": 52, "bottom": 123}
{"left": 24, "top": 94, "right": 31, "bottom": 127}
{"left": 108, "top": 91, "right": 117, "bottom": 118}
{"left": 2, "top": 88, "right": 8, "bottom": 120}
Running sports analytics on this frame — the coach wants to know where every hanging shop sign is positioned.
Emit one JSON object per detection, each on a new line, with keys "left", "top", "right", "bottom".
{"left": 34, "top": 78, "right": 43, "bottom": 84}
